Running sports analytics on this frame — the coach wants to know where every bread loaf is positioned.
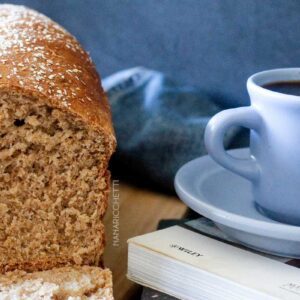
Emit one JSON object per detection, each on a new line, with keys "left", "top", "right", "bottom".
{"left": 0, "top": 4, "right": 116, "bottom": 272}
{"left": 0, "top": 266, "right": 113, "bottom": 299}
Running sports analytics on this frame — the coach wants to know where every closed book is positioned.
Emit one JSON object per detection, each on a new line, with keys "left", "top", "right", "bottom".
{"left": 128, "top": 218, "right": 300, "bottom": 300}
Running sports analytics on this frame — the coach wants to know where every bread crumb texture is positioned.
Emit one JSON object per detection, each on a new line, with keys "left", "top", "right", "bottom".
{"left": 0, "top": 266, "right": 113, "bottom": 299}
{"left": 0, "top": 92, "right": 110, "bottom": 272}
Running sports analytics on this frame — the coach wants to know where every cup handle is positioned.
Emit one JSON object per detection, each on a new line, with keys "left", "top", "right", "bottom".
{"left": 204, "top": 106, "right": 262, "bottom": 181}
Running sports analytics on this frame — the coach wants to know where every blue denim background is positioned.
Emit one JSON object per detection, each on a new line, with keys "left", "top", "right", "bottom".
{"left": 103, "top": 68, "right": 245, "bottom": 192}
{"left": 3, "top": 0, "right": 300, "bottom": 107}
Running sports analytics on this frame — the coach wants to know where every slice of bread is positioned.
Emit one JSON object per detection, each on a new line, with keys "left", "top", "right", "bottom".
{"left": 0, "top": 266, "right": 113, "bottom": 299}
{"left": 0, "top": 5, "right": 116, "bottom": 272}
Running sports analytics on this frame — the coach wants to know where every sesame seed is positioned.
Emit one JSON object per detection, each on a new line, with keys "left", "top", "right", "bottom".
{"left": 0, "top": 5, "right": 96, "bottom": 109}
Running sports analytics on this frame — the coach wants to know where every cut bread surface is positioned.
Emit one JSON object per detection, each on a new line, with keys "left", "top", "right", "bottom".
{"left": 0, "top": 92, "right": 110, "bottom": 272}
{"left": 0, "top": 266, "right": 113, "bottom": 299}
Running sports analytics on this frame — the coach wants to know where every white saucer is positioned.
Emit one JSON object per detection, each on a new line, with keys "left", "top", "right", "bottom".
{"left": 175, "top": 148, "right": 300, "bottom": 258}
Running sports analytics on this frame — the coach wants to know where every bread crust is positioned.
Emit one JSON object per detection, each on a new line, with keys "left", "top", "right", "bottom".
{"left": 0, "top": 4, "right": 116, "bottom": 156}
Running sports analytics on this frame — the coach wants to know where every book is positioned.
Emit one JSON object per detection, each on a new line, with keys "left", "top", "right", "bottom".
{"left": 128, "top": 218, "right": 300, "bottom": 300}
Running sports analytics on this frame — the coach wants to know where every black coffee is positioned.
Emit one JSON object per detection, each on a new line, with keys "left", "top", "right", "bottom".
{"left": 263, "top": 81, "right": 300, "bottom": 96}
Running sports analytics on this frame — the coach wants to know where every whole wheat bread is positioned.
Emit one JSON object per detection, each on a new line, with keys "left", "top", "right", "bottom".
{"left": 0, "top": 4, "right": 116, "bottom": 272}
{"left": 0, "top": 266, "right": 113, "bottom": 299}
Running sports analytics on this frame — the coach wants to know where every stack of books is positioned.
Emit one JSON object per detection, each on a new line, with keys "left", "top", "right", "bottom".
{"left": 128, "top": 218, "right": 300, "bottom": 300}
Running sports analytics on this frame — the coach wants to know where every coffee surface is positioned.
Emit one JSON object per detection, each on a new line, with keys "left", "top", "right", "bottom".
{"left": 263, "top": 81, "right": 300, "bottom": 96}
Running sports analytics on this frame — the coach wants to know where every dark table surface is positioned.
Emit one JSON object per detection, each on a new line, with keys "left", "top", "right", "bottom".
{"left": 141, "top": 287, "right": 178, "bottom": 300}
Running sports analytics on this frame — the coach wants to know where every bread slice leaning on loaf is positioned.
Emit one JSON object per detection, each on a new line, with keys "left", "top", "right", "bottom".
{"left": 0, "top": 4, "right": 116, "bottom": 272}
{"left": 0, "top": 266, "right": 113, "bottom": 299}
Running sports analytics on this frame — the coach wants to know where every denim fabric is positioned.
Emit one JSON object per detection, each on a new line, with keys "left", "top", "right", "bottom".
{"left": 103, "top": 68, "right": 243, "bottom": 192}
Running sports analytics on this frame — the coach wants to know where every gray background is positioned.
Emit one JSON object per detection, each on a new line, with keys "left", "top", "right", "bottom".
{"left": 1, "top": 0, "right": 300, "bottom": 106}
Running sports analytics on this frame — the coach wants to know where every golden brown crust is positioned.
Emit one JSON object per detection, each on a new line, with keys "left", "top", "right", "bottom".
{"left": 0, "top": 4, "right": 116, "bottom": 155}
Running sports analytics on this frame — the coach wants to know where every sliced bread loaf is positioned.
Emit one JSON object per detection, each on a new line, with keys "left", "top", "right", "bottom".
{"left": 0, "top": 4, "right": 116, "bottom": 272}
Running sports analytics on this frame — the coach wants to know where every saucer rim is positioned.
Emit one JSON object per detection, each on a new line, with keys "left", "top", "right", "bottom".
{"left": 175, "top": 148, "right": 300, "bottom": 241}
